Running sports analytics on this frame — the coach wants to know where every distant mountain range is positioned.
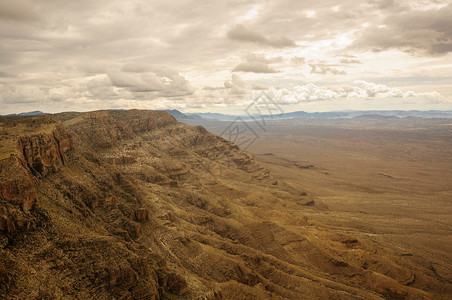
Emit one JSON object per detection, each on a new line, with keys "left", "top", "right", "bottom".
{"left": 166, "top": 110, "right": 452, "bottom": 121}
{"left": 163, "top": 109, "right": 200, "bottom": 120}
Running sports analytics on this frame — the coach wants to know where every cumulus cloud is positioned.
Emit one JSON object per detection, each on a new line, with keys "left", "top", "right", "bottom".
{"left": 0, "top": 84, "right": 44, "bottom": 104}
{"left": 108, "top": 66, "right": 194, "bottom": 98}
{"left": 232, "top": 52, "right": 281, "bottom": 73}
{"left": 187, "top": 79, "right": 446, "bottom": 109}
{"left": 109, "top": 72, "right": 165, "bottom": 92}
{"left": 177, "top": 74, "right": 252, "bottom": 108}
{"left": 227, "top": 24, "right": 296, "bottom": 48}
{"left": 0, "top": 81, "right": 91, "bottom": 105}
{"left": 268, "top": 80, "right": 445, "bottom": 104}
{"left": 87, "top": 76, "right": 120, "bottom": 99}
{"left": 352, "top": 80, "right": 443, "bottom": 98}
{"left": 224, "top": 74, "right": 248, "bottom": 95}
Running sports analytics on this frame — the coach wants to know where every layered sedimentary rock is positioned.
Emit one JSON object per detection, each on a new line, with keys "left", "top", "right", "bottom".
{"left": 17, "top": 124, "right": 74, "bottom": 176}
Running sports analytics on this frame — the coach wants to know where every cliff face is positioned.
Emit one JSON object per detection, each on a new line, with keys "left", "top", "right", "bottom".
{"left": 0, "top": 156, "right": 36, "bottom": 212}
{"left": 18, "top": 124, "right": 74, "bottom": 176}
{"left": 0, "top": 110, "right": 447, "bottom": 299}
{"left": 0, "top": 156, "right": 37, "bottom": 234}
{"left": 71, "top": 110, "right": 177, "bottom": 149}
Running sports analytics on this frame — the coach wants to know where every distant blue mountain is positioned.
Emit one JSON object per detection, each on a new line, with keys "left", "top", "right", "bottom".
{"left": 5, "top": 111, "right": 45, "bottom": 116}
{"left": 165, "top": 109, "right": 201, "bottom": 120}
{"left": 185, "top": 110, "right": 452, "bottom": 120}
{"left": 185, "top": 112, "right": 237, "bottom": 121}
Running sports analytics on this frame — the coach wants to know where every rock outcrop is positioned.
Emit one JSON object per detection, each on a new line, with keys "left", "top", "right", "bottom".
{"left": 0, "top": 156, "right": 37, "bottom": 212}
{"left": 0, "top": 156, "right": 38, "bottom": 235}
{"left": 18, "top": 124, "right": 74, "bottom": 176}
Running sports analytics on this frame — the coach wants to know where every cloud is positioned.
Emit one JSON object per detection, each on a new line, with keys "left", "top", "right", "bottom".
{"left": 0, "top": 71, "right": 15, "bottom": 78}
{"left": 246, "top": 53, "right": 283, "bottom": 64}
{"left": 202, "top": 86, "right": 226, "bottom": 91}
{"left": 78, "top": 62, "right": 115, "bottom": 76}
{"left": 310, "top": 63, "right": 346, "bottom": 75}
{"left": 0, "top": 0, "right": 40, "bottom": 23}
{"left": 121, "top": 63, "right": 154, "bottom": 73}
{"left": 353, "top": 80, "right": 396, "bottom": 97}
{"left": 227, "top": 24, "right": 296, "bottom": 48}
{"left": 0, "top": 84, "right": 44, "bottom": 104}
{"left": 233, "top": 61, "right": 278, "bottom": 73}
{"left": 339, "top": 58, "right": 361, "bottom": 64}
{"left": 353, "top": 4, "right": 452, "bottom": 55}
{"left": 291, "top": 56, "right": 306, "bottom": 66}
{"left": 108, "top": 66, "right": 194, "bottom": 97}
{"left": 351, "top": 80, "right": 442, "bottom": 98}
{"left": 232, "top": 52, "right": 281, "bottom": 73}
{"left": 266, "top": 80, "right": 445, "bottom": 104}
{"left": 371, "top": 0, "right": 397, "bottom": 10}
{"left": 109, "top": 72, "right": 165, "bottom": 92}
{"left": 187, "top": 79, "right": 446, "bottom": 109}
{"left": 252, "top": 83, "right": 268, "bottom": 90}
{"left": 224, "top": 73, "right": 248, "bottom": 95}
{"left": 177, "top": 74, "right": 252, "bottom": 109}
{"left": 87, "top": 76, "right": 120, "bottom": 99}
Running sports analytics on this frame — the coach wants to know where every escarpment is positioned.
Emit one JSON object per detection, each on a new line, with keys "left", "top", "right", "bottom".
{"left": 18, "top": 124, "right": 74, "bottom": 176}
{"left": 67, "top": 110, "right": 178, "bottom": 149}
{"left": 0, "top": 110, "right": 448, "bottom": 299}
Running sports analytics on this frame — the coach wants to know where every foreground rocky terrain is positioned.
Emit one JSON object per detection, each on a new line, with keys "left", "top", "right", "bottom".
{"left": 0, "top": 110, "right": 450, "bottom": 299}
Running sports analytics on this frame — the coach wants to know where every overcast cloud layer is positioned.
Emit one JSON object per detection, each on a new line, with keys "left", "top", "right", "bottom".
{"left": 0, "top": 0, "right": 451, "bottom": 114}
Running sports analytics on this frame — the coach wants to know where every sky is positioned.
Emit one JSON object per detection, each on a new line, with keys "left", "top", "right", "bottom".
{"left": 0, "top": 0, "right": 452, "bottom": 115}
